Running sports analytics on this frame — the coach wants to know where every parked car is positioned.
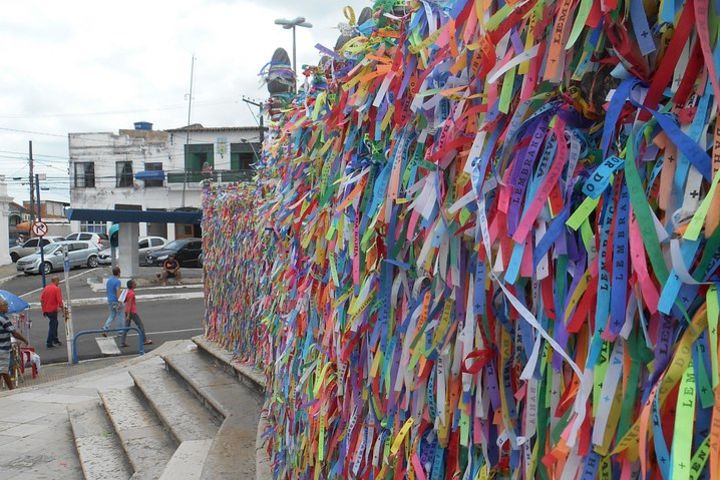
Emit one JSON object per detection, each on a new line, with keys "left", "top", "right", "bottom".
{"left": 145, "top": 238, "right": 203, "bottom": 268}
{"left": 16, "top": 241, "right": 100, "bottom": 275}
{"left": 64, "top": 232, "right": 107, "bottom": 249}
{"left": 98, "top": 236, "right": 167, "bottom": 265}
{"left": 9, "top": 236, "right": 64, "bottom": 263}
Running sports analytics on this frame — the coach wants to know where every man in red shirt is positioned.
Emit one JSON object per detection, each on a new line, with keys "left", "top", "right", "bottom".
{"left": 40, "top": 276, "right": 64, "bottom": 349}
{"left": 120, "top": 279, "right": 152, "bottom": 348}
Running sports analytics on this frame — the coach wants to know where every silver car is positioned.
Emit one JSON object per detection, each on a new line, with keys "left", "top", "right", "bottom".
{"left": 98, "top": 236, "right": 167, "bottom": 265}
{"left": 16, "top": 241, "right": 100, "bottom": 275}
{"left": 9, "top": 236, "right": 64, "bottom": 263}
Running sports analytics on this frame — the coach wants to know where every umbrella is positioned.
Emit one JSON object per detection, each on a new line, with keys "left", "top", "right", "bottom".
{"left": 0, "top": 290, "right": 29, "bottom": 314}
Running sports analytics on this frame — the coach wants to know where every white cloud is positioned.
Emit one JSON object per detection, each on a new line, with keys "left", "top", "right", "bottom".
{"left": 0, "top": 0, "right": 369, "bottom": 202}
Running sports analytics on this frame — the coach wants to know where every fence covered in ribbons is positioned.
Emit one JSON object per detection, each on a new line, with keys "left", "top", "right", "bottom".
{"left": 202, "top": 0, "right": 720, "bottom": 478}
{"left": 202, "top": 182, "right": 276, "bottom": 367}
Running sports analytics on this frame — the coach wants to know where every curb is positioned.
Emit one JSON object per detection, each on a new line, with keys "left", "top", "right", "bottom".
{"left": 88, "top": 280, "right": 203, "bottom": 293}
{"left": 27, "top": 291, "right": 204, "bottom": 309}
{"left": 191, "top": 336, "right": 271, "bottom": 480}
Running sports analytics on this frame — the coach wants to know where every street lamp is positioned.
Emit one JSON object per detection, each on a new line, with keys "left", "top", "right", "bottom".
{"left": 274, "top": 16, "right": 313, "bottom": 81}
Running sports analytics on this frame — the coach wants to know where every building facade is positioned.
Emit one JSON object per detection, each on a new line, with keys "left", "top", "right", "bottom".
{"left": 22, "top": 199, "right": 69, "bottom": 219}
{"left": 68, "top": 123, "right": 261, "bottom": 240}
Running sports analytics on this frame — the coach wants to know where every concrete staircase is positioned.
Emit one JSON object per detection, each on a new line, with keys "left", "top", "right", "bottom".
{"left": 66, "top": 338, "right": 264, "bottom": 480}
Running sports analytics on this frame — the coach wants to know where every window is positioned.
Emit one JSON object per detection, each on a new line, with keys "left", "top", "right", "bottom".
{"left": 150, "top": 238, "right": 164, "bottom": 247}
{"left": 184, "top": 144, "right": 214, "bottom": 182}
{"left": 116, "top": 161, "right": 133, "bottom": 187}
{"left": 225, "top": 143, "right": 259, "bottom": 182}
{"left": 39, "top": 239, "right": 51, "bottom": 247}
{"left": 139, "top": 239, "right": 149, "bottom": 249}
{"left": 80, "top": 221, "right": 106, "bottom": 234}
{"left": 25, "top": 239, "right": 38, "bottom": 247}
{"left": 79, "top": 233, "right": 92, "bottom": 241}
{"left": 74, "top": 162, "right": 95, "bottom": 188}
{"left": 230, "top": 143, "right": 259, "bottom": 171}
{"left": 144, "top": 162, "right": 163, "bottom": 187}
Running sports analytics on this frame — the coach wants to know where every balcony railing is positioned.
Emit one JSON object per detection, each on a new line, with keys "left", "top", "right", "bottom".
{"left": 166, "top": 170, "right": 254, "bottom": 184}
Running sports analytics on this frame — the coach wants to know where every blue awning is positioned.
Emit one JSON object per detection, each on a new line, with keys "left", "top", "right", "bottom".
{"left": 67, "top": 209, "right": 201, "bottom": 224}
{"left": 134, "top": 170, "right": 165, "bottom": 181}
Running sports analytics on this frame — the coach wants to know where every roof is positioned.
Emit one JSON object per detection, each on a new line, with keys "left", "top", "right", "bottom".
{"left": 67, "top": 209, "right": 201, "bottom": 224}
{"left": 165, "top": 124, "right": 263, "bottom": 133}
{"left": 9, "top": 202, "right": 28, "bottom": 213}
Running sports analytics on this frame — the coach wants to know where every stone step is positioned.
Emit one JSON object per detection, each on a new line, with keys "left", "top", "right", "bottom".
{"left": 67, "top": 399, "right": 133, "bottom": 480}
{"left": 192, "top": 336, "right": 266, "bottom": 394}
{"left": 129, "top": 357, "right": 220, "bottom": 443}
{"left": 162, "top": 351, "right": 262, "bottom": 479}
{"left": 157, "top": 439, "right": 213, "bottom": 480}
{"left": 99, "top": 387, "right": 177, "bottom": 480}
{"left": 163, "top": 351, "right": 263, "bottom": 417}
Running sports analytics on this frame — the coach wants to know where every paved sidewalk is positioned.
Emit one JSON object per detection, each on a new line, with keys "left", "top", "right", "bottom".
{"left": 0, "top": 340, "right": 193, "bottom": 479}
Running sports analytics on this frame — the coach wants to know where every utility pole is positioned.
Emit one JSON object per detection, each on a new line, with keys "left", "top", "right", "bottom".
{"left": 28, "top": 141, "right": 35, "bottom": 223}
{"left": 182, "top": 54, "right": 195, "bottom": 208}
{"left": 242, "top": 97, "right": 265, "bottom": 144}
{"left": 35, "top": 174, "right": 46, "bottom": 288}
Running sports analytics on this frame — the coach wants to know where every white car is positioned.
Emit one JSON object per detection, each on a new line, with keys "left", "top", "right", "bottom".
{"left": 98, "top": 236, "right": 167, "bottom": 265}
{"left": 64, "top": 232, "right": 107, "bottom": 249}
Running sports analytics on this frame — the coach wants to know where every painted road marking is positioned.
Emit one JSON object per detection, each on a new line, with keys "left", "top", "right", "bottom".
{"left": 95, "top": 337, "right": 122, "bottom": 355}
{"left": 0, "top": 274, "right": 19, "bottom": 286}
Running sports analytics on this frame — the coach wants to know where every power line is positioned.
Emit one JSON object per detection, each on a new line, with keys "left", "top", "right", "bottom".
{"left": 0, "top": 97, "right": 241, "bottom": 119}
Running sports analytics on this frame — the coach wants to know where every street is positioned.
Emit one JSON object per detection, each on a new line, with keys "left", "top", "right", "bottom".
{"left": 2, "top": 265, "right": 205, "bottom": 363}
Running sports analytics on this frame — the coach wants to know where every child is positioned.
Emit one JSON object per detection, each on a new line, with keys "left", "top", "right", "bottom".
{"left": 120, "top": 280, "right": 153, "bottom": 348}
{"left": 0, "top": 299, "right": 29, "bottom": 390}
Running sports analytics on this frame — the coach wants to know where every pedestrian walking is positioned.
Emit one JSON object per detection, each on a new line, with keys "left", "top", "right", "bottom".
{"left": 0, "top": 299, "right": 28, "bottom": 390}
{"left": 102, "top": 267, "right": 123, "bottom": 336}
{"left": 40, "top": 276, "right": 63, "bottom": 348}
{"left": 119, "top": 280, "right": 152, "bottom": 348}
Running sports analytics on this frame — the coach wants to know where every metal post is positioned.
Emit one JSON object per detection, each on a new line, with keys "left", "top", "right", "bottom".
{"left": 292, "top": 26, "right": 297, "bottom": 77}
{"left": 292, "top": 26, "right": 297, "bottom": 92}
{"left": 62, "top": 246, "right": 74, "bottom": 364}
{"left": 35, "top": 174, "right": 46, "bottom": 288}
{"left": 110, "top": 244, "right": 116, "bottom": 270}
{"left": 28, "top": 141, "right": 35, "bottom": 222}
{"left": 182, "top": 55, "right": 195, "bottom": 209}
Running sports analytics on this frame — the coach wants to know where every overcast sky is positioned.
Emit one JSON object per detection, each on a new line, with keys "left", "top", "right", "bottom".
{"left": 0, "top": 0, "right": 367, "bottom": 203}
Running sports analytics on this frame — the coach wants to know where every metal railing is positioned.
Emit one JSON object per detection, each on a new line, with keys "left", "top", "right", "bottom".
{"left": 166, "top": 170, "right": 254, "bottom": 184}
{"left": 71, "top": 327, "right": 145, "bottom": 364}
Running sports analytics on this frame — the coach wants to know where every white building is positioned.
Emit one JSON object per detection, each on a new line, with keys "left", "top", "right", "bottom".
{"left": 68, "top": 122, "right": 261, "bottom": 241}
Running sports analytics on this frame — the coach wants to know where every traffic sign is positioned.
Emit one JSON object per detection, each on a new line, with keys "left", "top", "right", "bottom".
{"left": 31, "top": 221, "right": 48, "bottom": 237}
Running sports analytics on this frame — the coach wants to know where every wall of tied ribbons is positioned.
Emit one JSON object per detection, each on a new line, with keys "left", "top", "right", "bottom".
{"left": 202, "top": 0, "right": 720, "bottom": 478}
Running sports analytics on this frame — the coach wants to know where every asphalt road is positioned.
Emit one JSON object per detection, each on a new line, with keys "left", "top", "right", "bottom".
{"left": 1, "top": 265, "right": 206, "bottom": 364}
